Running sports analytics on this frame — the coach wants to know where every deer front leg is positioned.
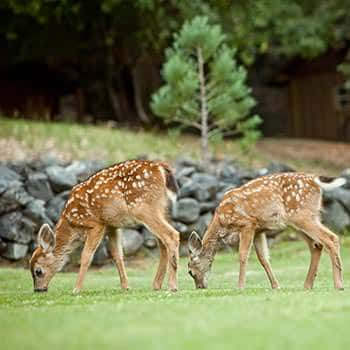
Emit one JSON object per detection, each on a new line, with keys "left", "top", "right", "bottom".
{"left": 73, "top": 224, "right": 105, "bottom": 294}
{"left": 152, "top": 238, "right": 168, "bottom": 290}
{"left": 254, "top": 233, "right": 280, "bottom": 289}
{"left": 106, "top": 227, "right": 129, "bottom": 290}
{"left": 238, "top": 227, "right": 255, "bottom": 289}
{"left": 300, "top": 233, "right": 323, "bottom": 289}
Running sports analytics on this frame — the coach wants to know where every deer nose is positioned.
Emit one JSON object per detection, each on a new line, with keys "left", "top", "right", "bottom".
{"left": 34, "top": 288, "right": 48, "bottom": 293}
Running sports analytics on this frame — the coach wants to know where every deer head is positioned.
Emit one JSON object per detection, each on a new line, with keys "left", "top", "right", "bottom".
{"left": 188, "top": 231, "right": 212, "bottom": 289}
{"left": 30, "top": 224, "right": 57, "bottom": 292}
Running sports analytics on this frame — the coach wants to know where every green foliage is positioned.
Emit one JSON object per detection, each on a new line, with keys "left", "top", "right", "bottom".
{"left": 151, "top": 16, "right": 261, "bottom": 162}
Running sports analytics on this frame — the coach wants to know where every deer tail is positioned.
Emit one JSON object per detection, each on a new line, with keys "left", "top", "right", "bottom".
{"left": 315, "top": 176, "right": 346, "bottom": 191}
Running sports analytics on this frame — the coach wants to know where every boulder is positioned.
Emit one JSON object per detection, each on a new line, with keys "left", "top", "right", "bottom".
{"left": 189, "top": 212, "right": 213, "bottom": 237}
{"left": 178, "top": 179, "right": 199, "bottom": 198}
{"left": 26, "top": 172, "right": 54, "bottom": 201}
{"left": 218, "top": 163, "right": 238, "bottom": 179}
{"left": 122, "top": 229, "right": 144, "bottom": 256}
{"left": 176, "top": 166, "right": 196, "bottom": 179}
{"left": 2, "top": 242, "right": 28, "bottom": 260}
{"left": 0, "top": 182, "right": 33, "bottom": 214}
{"left": 93, "top": 240, "right": 110, "bottom": 265}
{"left": 323, "top": 188, "right": 350, "bottom": 212}
{"left": 45, "top": 165, "right": 77, "bottom": 192}
{"left": 65, "top": 160, "right": 105, "bottom": 182}
{"left": 172, "top": 221, "right": 189, "bottom": 236}
{"left": 323, "top": 201, "right": 350, "bottom": 233}
{"left": 266, "top": 162, "right": 295, "bottom": 174}
{"left": 172, "top": 198, "right": 200, "bottom": 224}
{"left": 0, "top": 164, "right": 21, "bottom": 185}
{"left": 142, "top": 227, "right": 157, "bottom": 249}
{"left": 24, "top": 199, "right": 54, "bottom": 227}
{"left": 192, "top": 173, "right": 218, "bottom": 197}
{"left": 0, "top": 211, "right": 37, "bottom": 244}
{"left": 199, "top": 201, "right": 217, "bottom": 214}
{"left": 341, "top": 169, "right": 350, "bottom": 190}
{"left": 45, "top": 192, "right": 69, "bottom": 222}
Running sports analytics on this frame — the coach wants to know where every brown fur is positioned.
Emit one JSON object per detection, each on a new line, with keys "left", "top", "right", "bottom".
{"left": 188, "top": 172, "right": 344, "bottom": 290}
{"left": 30, "top": 160, "right": 180, "bottom": 293}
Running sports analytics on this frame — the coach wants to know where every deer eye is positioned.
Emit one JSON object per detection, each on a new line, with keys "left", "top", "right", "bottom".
{"left": 35, "top": 267, "right": 43, "bottom": 277}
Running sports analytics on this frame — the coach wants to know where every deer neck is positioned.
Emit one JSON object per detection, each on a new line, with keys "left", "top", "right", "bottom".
{"left": 52, "top": 218, "right": 76, "bottom": 271}
{"left": 200, "top": 217, "right": 221, "bottom": 263}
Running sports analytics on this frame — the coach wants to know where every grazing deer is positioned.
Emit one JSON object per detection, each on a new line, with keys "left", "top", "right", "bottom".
{"left": 30, "top": 160, "right": 180, "bottom": 294}
{"left": 188, "top": 173, "right": 346, "bottom": 290}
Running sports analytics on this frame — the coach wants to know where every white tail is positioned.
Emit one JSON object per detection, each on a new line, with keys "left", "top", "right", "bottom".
{"left": 314, "top": 176, "right": 346, "bottom": 191}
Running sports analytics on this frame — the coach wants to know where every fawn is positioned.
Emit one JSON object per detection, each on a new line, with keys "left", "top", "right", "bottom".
{"left": 30, "top": 160, "right": 180, "bottom": 293}
{"left": 188, "top": 173, "right": 346, "bottom": 290}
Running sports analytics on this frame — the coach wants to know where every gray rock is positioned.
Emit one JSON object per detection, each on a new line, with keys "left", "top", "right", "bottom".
{"left": 2, "top": 242, "right": 28, "bottom": 260}
{"left": 266, "top": 162, "right": 295, "bottom": 174}
{"left": 176, "top": 166, "right": 196, "bottom": 179}
{"left": 0, "top": 211, "right": 37, "bottom": 244}
{"left": 177, "top": 176, "right": 191, "bottom": 187}
{"left": 26, "top": 172, "right": 54, "bottom": 201}
{"left": 46, "top": 165, "right": 77, "bottom": 192}
{"left": 93, "top": 240, "right": 109, "bottom": 265}
{"left": 172, "top": 198, "right": 200, "bottom": 224}
{"left": 189, "top": 212, "right": 213, "bottom": 237}
{"left": 0, "top": 165, "right": 21, "bottom": 184}
{"left": 0, "top": 182, "right": 33, "bottom": 214}
{"left": 0, "top": 237, "right": 6, "bottom": 255}
{"left": 323, "top": 201, "right": 350, "bottom": 233}
{"left": 66, "top": 160, "right": 105, "bottom": 182}
{"left": 175, "top": 156, "right": 198, "bottom": 168}
{"left": 122, "top": 229, "right": 144, "bottom": 256}
{"left": 172, "top": 221, "right": 189, "bottom": 235}
{"left": 341, "top": 169, "right": 350, "bottom": 190}
{"left": 199, "top": 201, "right": 217, "bottom": 213}
{"left": 142, "top": 227, "right": 157, "bottom": 249}
{"left": 324, "top": 188, "right": 350, "bottom": 211}
{"left": 178, "top": 179, "right": 199, "bottom": 198}
{"left": 24, "top": 199, "right": 53, "bottom": 227}
{"left": 46, "top": 193, "right": 68, "bottom": 223}
{"left": 192, "top": 173, "right": 218, "bottom": 201}
{"left": 219, "top": 164, "right": 237, "bottom": 179}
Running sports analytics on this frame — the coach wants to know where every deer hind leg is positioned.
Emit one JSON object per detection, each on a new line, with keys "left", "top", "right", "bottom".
{"left": 238, "top": 226, "right": 255, "bottom": 289}
{"left": 152, "top": 238, "right": 168, "bottom": 290}
{"left": 141, "top": 215, "right": 179, "bottom": 291}
{"left": 106, "top": 227, "right": 129, "bottom": 290}
{"left": 254, "top": 233, "right": 280, "bottom": 289}
{"left": 73, "top": 223, "right": 105, "bottom": 294}
{"left": 300, "top": 232, "right": 323, "bottom": 289}
{"left": 294, "top": 219, "right": 343, "bottom": 290}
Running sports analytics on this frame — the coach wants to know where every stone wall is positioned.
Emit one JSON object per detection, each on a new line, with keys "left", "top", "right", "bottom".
{"left": 1, "top": 157, "right": 350, "bottom": 264}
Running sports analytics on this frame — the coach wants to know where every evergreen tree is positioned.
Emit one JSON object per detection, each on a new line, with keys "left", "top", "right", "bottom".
{"left": 151, "top": 16, "right": 261, "bottom": 166}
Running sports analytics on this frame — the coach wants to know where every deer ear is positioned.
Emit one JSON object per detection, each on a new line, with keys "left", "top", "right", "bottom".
{"left": 189, "top": 231, "right": 202, "bottom": 255}
{"left": 37, "top": 224, "right": 55, "bottom": 253}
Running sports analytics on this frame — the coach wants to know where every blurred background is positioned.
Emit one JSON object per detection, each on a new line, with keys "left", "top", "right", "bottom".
{"left": 0, "top": 0, "right": 349, "bottom": 139}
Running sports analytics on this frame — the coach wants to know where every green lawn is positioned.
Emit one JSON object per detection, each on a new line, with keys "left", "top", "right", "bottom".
{"left": 1, "top": 240, "right": 350, "bottom": 350}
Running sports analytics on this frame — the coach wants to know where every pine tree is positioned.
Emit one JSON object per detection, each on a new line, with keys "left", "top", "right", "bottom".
{"left": 151, "top": 16, "right": 261, "bottom": 166}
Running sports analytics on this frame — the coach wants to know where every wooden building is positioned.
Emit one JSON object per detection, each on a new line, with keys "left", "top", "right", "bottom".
{"left": 255, "top": 51, "right": 350, "bottom": 141}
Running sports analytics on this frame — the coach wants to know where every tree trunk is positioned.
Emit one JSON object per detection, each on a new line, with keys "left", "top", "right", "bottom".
{"left": 132, "top": 66, "right": 151, "bottom": 124}
{"left": 105, "top": 44, "right": 122, "bottom": 122}
{"left": 197, "top": 47, "right": 210, "bottom": 167}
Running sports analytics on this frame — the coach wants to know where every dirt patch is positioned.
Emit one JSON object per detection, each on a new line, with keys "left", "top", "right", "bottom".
{"left": 257, "top": 138, "right": 350, "bottom": 174}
